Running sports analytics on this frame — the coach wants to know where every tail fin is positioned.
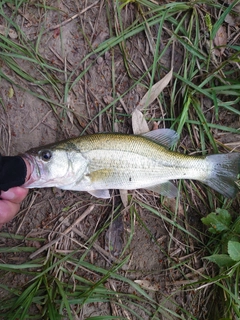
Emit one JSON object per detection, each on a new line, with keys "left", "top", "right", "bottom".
{"left": 204, "top": 153, "right": 240, "bottom": 198}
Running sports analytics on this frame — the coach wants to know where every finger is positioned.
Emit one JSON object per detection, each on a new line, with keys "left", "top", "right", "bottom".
{"left": 1, "top": 187, "right": 28, "bottom": 204}
{"left": 0, "top": 200, "right": 21, "bottom": 225}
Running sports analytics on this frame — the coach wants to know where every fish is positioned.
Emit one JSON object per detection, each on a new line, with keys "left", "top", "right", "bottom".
{"left": 22, "top": 129, "right": 240, "bottom": 199}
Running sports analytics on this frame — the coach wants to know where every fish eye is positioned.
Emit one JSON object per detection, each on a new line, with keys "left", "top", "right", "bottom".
{"left": 39, "top": 150, "right": 52, "bottom": 162}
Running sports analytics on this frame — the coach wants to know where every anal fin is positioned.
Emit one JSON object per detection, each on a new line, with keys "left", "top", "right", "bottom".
{"left": 146, "top": 181, "right": 178, "bottom": 198}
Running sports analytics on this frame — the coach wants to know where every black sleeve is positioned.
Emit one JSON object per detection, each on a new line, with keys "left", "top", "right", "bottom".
{"left": 0, "top": 155, "right": 27, "bottom": 191}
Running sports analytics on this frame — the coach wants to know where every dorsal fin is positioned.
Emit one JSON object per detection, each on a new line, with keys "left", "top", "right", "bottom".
{"left": 142, "top": 129, "right": 179, "bottom": 148}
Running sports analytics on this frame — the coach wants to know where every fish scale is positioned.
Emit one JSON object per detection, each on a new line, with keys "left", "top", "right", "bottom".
{"left": 88, "top": 153, "right": 204, "bottom": 188}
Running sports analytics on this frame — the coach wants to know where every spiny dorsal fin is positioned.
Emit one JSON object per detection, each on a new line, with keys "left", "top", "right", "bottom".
{"left": 142, "top": 129, "right": 179, "bottom": 148}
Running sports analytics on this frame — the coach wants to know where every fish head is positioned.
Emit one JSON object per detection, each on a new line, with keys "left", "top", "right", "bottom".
{"left": 22, "top": 144, "right": 88, "bottom": 188}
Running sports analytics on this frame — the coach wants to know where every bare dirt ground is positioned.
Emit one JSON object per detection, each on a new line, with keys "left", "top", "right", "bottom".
{"left": 0, "top": 1, "right": 239, "bottom": 319}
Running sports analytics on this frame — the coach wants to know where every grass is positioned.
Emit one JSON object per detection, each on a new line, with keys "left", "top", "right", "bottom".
{"left": 0, "top": 0, "right": 240, "bottom": 319}
{"left": 0, "top": 216, "right": 196, "bottom": 320}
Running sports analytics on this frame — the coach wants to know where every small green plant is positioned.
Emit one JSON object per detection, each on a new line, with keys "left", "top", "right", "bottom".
{"left": 202, "top": 208, "right": 240, "bottom": 268}
{"left": 202, "top": 208, "right": 240, "bottom": 318}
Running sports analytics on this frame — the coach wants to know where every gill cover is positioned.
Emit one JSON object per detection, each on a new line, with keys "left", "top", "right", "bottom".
{"left": 23, "top": 146, "right": 88, "bottom": 188}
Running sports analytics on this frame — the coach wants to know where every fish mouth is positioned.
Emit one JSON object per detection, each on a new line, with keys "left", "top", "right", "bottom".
{"left": 21, "top": 154, "right": 42, "bottom": 188}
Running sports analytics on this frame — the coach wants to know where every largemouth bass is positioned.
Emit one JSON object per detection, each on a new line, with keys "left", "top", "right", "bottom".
{"left": 22, "top": 129, "right": 240, "bottom": 198}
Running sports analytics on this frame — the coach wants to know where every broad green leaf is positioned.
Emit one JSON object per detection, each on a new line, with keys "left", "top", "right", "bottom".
{"left": 228, "top": 241, "right": 240, "bottom": 261}
{"left": 215, "top": 208, "right": 232, "bottom": 222}
{"left": 201, "top": 209, "right": 232, "bottom": 234}
{"left": 232, "top": 216, "right": 240, "bottom": 234}
{"left": 204, "top": 254, "right": 235, "bottom": 267}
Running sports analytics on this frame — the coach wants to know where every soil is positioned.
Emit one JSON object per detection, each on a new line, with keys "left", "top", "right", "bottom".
{"left": 0, "top": 1, "right": 239, "bottom": 319}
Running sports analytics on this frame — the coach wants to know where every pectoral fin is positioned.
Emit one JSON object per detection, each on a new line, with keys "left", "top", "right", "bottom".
{"left": 86, "top": 169, "right": 113, "bottom": 198}
{"left": 146, "top": 181, "right": 178, "bottom": 198}
{"left": 88, "top": 189, "right": 111, "bottom": 199}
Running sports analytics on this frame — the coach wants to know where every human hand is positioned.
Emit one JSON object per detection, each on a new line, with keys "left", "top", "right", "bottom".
{"left": 0, "top": 187, "right": 29, "bottom": 228}
{"left": 0, "top": 158, "right": 31, "bottom": 228}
